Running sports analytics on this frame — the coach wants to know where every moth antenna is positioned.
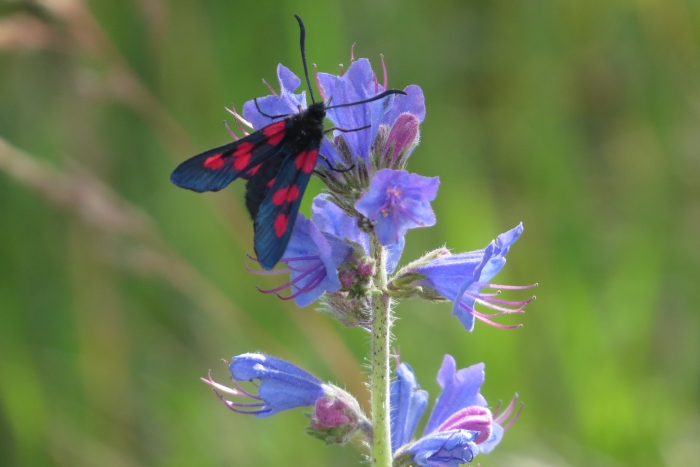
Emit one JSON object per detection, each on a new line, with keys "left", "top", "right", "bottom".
{"left": 325, "top": 89, "right": 407, "bottom": 110}
{"left": 294, "top": 15, "right": 316, "bottom": 104}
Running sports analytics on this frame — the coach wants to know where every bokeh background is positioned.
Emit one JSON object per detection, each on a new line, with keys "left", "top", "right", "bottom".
{"left": 1, "top": 0, "right": 699, "bottom": 466}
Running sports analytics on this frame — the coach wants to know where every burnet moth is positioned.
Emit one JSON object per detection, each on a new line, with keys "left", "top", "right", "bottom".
{"left": 170, "top": 15, "right": 406, "bottom": 270}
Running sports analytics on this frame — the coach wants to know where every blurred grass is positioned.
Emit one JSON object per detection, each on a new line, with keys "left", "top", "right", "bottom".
{"left": 0, "top": 0, "right": 699, "bottom": 466}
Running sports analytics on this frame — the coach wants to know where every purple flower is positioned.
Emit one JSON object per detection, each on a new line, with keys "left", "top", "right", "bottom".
{"left": 202, "top": 353, "right": 325, "bottom": 418}
{"left": 249, "top": 213, "right": 352, "bottom": 307}
{"left": 235, "top": 59, "right": 425, "bottom": 171}
{"left": 355, "top": 169, "right": 439, "bottom": 246}
{"left": 390, "top": 355, "right": 522, "bottom": 466}
{"left": 248, "top": 194, "right": 407, "bottom": 307}
{"left": 241, "top": 64, "right": 307, "bottom": 130}
{"left": 203, "top": 353, "right": 367, "bottom": 444}
{"left": 312, "top": 194, "right": 404, "bottom": 273}
{"left": 317, "top": 58, "right": 425, "bottom": 166}
{"left": 412, "top": 223, "right": 537, "bottom": 331}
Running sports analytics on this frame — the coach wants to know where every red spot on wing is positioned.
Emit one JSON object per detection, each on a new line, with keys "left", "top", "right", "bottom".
{"left": 234, "top": 154, "right": 251, "bottom": 171}
{"left": 286, "top": 184, "right": 300, "bottom": 202}
{"left": 303, "top": 149, "right": 318, "bottom": 174}
{"left": 273, "top": 214, "right": 289, "bottom": 238}
{"left": 247, "top": 163, "right": 262, "bottom": 176}
{"left": 272, "top": 186, "right": 290, "bottom": 206}
{"left": 294, "top": 151, "right": 307, "bottom": 170}
{"left": 233, "top": 142, "right": 254, "bottom": 157}
{"left": 295, "top": 149, "right": 318, "bottom": 174}
{"left": 263, "top": 121, "right": 286, "bottom": 145}
{"left": 232, "top": 142, "right": 254, "bottom": 171}
{"left": 203, "top": 154, "right": 224, "bottom": 170}
{"left": 266, "top": 177, "right": 276, "bottom": 188}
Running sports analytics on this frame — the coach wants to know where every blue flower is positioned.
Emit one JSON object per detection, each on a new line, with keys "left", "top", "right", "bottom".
{"left": 312, "top": 194, "right": 404, "bottom": 274}
{"left": 202, "top": 353, "right": 325, "bottom": 418}
{"left": 412, "top": 223, "right": 536, "bottom": 331}
{"left": 355, "top": 169, "right": 439, "bottom": 246}
{"left": 241, "top": 64, "right": 307, "bottom": 130}
{"left": 250, "top": 213, "right": 352, "bottom": 307}
{"left": 390, "top": 355, "right": 522, "bottom": 466}
{"left": 317, "top": 58, "right": 425, "bottom": 166}
{"left": 235, "top": 59, "right": 425, "bottom": 171}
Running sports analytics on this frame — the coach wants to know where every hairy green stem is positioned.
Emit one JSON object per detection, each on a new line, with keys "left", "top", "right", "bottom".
{"left": 370, "top": 233, "right": 392, "bottom": 467}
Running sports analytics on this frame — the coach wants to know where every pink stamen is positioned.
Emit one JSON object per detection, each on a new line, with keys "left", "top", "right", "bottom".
{"left": 380, "top": 54, "right": 388, "bottom": 89}
{"left": 475, "top": 295, "right": 536, "bottom": 308}
{"left": 225, "top": 103, "right": 253, "bottom": 132}
{"left": 287, "top": 260, "right": 323, "bottom": 272}
{"left": 313, "top": 63, "right": 326, "bottom": 101}
{"left": 473, "top": 282, "right": 538, "bottom": 290}
{"left": 201, "top": 370, "right": 261, "bottom": 400}
{"left": 461, "top": 302, "right": 523, "bottom": 329}
{"left": 262, "top": 78, "right": 277, "bottom": 96}
{"left": 502, "top": 402, "right": 523, "bottom": 431}
{"left": 223, "top": 120, "right": 239, "bottom": 141}
{"left": 472, "top": 298, "right": 527, "bottom": 314}
{"left": 350, "top": 42, "right": 356, "bottom": 62}
{"left": 465, "top": 304, "right": 517, "bottom": 319}
{"left": 494, "top": 394, "right": 522, "bottom": 431}
{"left": 256, "top": 266, "right": 318, "bottom": 294}
{"left": 275, "top": 269, "right": 326, "bottom": 300}
{"left": 339, "top": 63, "right": 344, "bottom": 76}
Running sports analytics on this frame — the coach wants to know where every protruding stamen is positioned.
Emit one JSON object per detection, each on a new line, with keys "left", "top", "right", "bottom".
{"left": 473, "top": 282, "right": 538, "bottom": 290}
{"left": 475, "top": 295, "right": 536, "bottom": 308}
{"left": 275, "top": 269, "right": 326, "bottom": 300}
{"left": 502, "top": 402, "right": 524, "bottom": 431}
{"left": 225, "top": 103, "right": 253, "bottom": 132}
{"left": 262, "top": 78, "right": 277, "bottom": 96}
{"left": 460, "top": 302, "right": 523, "bottom": 329}
{"left": 312, "top": 63, "right": 326, "bottom": 101}
{"left": 339, "top": 63, "right": 344, "bottom": 76}
{"left": 472, "top": 297, "right": 528, "bottom": 314}
{"left": 380, "top": 53, "right": 388, "bottom": 89}
{"left": 223, "top": 120, "right": 239, "bottom": 141}
{"left": 256, "top": 266, "right": 317, "bottom": 294}
{"left": 494, "top": 394, "right": 522, "bottom": 431}
{"left": 350, "top": 42, "right": 356, "bottom": 62}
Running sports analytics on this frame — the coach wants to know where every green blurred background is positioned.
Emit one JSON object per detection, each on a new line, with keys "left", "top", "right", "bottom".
{"left": 1, "top": 0, "right": 698, "bottom": 466}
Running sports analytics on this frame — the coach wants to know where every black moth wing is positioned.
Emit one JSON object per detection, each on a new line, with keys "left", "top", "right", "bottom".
{"left": 169, "top": 119, "right": 289, "bottom": 193}
{"left": 252, "top": 140, "right": 321, "bottom": 270}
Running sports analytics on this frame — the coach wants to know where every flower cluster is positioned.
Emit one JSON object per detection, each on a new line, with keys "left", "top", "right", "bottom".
{"left": 391, "top": 355, "right": 521, "bottom": 466}
{"left": 200, "top": 37, "right": 535, "bottom": 466}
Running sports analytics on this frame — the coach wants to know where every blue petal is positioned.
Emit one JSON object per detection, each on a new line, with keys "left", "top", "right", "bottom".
{"left": 312, "top": 195, "right": 367, "bottom": 249}
{"left": 408, "top": 429, "right": 478, "bottom": 467}
{"left": 243, "top": 64, "right": 307, "bottom": 130}
{"left": 424, "top": 356, "right": 486, "bottom": 434}
{"left": 390, "top": 363, "right": 429, "bottom": 451}
{"left": 318, "top": 59, "right": 393, "bottom": 164}
{"left": 380, "top": 84, "right": 426, "bottom": 126}
{"left": 230, "top": 353, "right": 325, "bottom": 417}
{"left": 477, "top": 422, "right": 504, "bottom": 454}
{"left": 355, "top": 170, "right": 439, "bottom": 246}
{"left": 312, "top": 194, "right": 404, "bottom": 273}
{"left": 281, "top": 215, "right": 330, "bottom": 307}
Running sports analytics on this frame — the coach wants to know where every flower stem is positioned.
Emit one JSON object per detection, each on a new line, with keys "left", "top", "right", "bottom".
{"left": 370, "top": 233, "right": 392, "bottom": 467}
